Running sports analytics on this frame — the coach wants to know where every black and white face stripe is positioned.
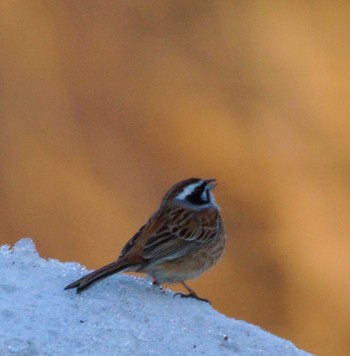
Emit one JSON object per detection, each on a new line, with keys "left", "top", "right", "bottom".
{"left": 186, "top": 181, "right": 209, "bottom": 205}
{"left": 175, "top": 180, "right": 217, "bottom": 208}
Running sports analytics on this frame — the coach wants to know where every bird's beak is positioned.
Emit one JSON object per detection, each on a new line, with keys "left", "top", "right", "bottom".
{"left": 206, "top": 179, "right": 217, "bottom": 190}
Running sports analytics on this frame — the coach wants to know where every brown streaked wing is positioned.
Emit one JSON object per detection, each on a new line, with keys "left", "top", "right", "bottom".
{"left": 119, "top": 223, "right": 146, "bottom": 258}
{"left": 141, "top": 209, "right": 219, "bottom": 262}
{"left": 141, "top": 228, "right": 199, "bottom": 261}
{"left": 118, "top": 215, "right": 163, "bottom": 258}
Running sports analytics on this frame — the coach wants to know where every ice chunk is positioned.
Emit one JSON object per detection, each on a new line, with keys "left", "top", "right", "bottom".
{"left": 12, "top": 237, "right": 39, "bottom": 257}
{"left": 0, "top": 238, "right": 312, "bottom": 355}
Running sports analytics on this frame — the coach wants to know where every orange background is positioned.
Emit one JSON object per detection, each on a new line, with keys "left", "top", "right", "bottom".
{"left": 1, "top": 2, "right": 350, "bottom": 355}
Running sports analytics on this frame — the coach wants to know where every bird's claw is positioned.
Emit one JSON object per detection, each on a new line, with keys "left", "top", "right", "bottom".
{"left": 173, "top": 292, "right": 211, "bottom": 304}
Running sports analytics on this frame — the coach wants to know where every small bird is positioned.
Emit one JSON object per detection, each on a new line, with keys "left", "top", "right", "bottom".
{"left": 65, "top": 178, "right": 226, "bottom": 302}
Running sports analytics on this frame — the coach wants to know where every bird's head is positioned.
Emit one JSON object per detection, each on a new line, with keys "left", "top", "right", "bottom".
{"left": 161, "top": 178, "right": 218, "bottom": 210}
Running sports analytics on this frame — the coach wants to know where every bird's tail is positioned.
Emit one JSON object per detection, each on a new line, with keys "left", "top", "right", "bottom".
{"left": 64, "top": 259, "right": 139, "bottom": 293}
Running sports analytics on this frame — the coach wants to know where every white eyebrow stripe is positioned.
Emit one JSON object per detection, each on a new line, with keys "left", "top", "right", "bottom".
{"left": 175, "top": 182, "right": 203, "bottom": 201}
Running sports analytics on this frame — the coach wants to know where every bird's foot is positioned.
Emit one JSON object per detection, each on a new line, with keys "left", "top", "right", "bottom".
{"left": 152, "top": 280, "right": 167, "bottom": 294}
{"left": 152, "top": 280, "right": 163, "bottom": 289}
{"left": 174, "top": 292, "right": 211, "bottom": 304}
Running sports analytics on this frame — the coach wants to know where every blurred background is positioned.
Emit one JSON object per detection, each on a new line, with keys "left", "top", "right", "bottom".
{"left": 1, "top": 1, "right": 350, "bottom": 355}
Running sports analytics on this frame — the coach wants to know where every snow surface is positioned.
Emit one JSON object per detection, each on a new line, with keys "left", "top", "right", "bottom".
{"left": 0, "top": 238, "right": 312, "bottom": 356}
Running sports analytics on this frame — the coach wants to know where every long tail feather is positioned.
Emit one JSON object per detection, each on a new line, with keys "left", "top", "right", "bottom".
{"left": 64, "top": 259, "right": 139, "bottom": 293}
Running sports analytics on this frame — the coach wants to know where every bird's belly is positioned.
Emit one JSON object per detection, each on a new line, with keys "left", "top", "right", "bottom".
{"left": 145, "top": 242, "right": 224, "bottom": 284}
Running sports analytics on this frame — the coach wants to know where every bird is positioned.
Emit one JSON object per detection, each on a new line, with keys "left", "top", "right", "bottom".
{"left": 64, "top": 178, "right": 226, "bottom": 302}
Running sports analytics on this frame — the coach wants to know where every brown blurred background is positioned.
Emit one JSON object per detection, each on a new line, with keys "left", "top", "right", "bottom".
{"left": 1, "top": 1, "right": 350, "bottom": 355}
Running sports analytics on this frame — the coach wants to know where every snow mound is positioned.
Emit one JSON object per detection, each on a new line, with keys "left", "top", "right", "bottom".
{"left": 0, "top": 238, "right": 311, "bottom": 355}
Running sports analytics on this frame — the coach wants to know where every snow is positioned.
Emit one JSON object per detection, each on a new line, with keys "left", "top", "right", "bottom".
{"left": 0, "top": 238, "right": 311, "bottom": 356}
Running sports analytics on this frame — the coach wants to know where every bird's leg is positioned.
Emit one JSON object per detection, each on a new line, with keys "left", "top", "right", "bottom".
{"left": 152, "top": 279, "right": 164, "bottom": 290}
{"left": 174, "top": 281, "right": 211, "bottom": 304}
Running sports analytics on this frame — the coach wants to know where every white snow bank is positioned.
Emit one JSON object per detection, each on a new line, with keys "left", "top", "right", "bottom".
{"left": 0, "top": 238, "right": 311, "bottom": 356}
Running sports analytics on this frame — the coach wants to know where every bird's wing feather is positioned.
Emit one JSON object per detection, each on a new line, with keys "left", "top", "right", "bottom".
{"left": 141, "top": 208, "right": 219, "bottom": 261}
{"left": 119, "top": 223, "right": 146, "bottom": 258}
